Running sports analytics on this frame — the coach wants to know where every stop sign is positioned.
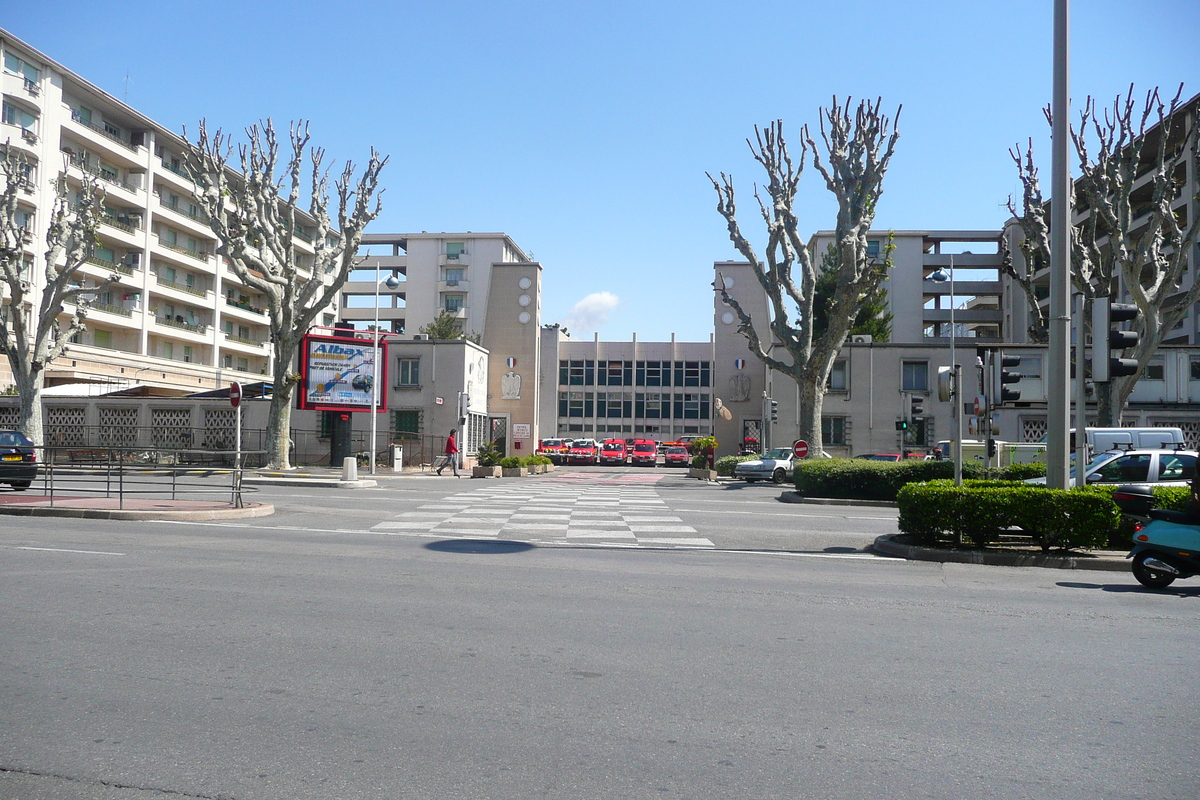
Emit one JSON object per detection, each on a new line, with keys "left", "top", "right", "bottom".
{"left": 229, "top": 381, "right": 242, "bottom": 409}
{"left": 792, "top": 439, "right": 809, "bottom": 459}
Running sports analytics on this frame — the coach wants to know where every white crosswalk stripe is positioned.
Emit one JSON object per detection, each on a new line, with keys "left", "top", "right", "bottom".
{"left": 371, "top": 471, "right": 714, "bottom": 548}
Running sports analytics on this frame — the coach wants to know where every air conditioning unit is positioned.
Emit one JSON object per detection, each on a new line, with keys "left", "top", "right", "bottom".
{"left": 412, "top": 334, "right": 430, "bottom": 341}
{"left": 851, "top": 334, "right": 873, "bottom": 343}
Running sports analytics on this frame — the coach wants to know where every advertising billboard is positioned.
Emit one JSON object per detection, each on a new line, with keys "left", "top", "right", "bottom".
{"left": 297, "top": 333, "right": 388, "bottom": 412}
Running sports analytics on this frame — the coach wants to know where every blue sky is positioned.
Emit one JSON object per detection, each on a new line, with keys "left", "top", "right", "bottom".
{"left": 9, "top": 1, "right": 1196, "bottom": 341}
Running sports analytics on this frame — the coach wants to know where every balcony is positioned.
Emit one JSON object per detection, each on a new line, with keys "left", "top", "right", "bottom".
{"left": 88, "top": 301, "right": 133, "bottom": 318}
{"left": 23, "top": 77, "right": 39, "bottom": 97}
{"left": 160, "top": 159, "right": 192, "bottom": 181}
{"left": 155, "top": 274, "right": 207, "bottom": 298}
{"left": 223, "top": 332, "right": 263, "bottom": 348}
{"left": 70, "top": 109, "right": 139, "bottom": 152}
{"left": 101, "top": 212, "right": 141, "bottom": 235}
{"left": 157, "top": 238, "right": 212, "bottom": 263}
{"left": 64, "top": 152, "right": 139, "bottom": 193}
{"left": 157, "top": 195, "right": 209, "bottom": 224}
{"left": 439, "top": 251, "right": 469, "bottom": 266}
{"left": 84, "top": 254, "right": 135, "bottom": 276}
{"left": 225, "top": 297, "right": 266, "bottom": 316}
{"left": 155, "top": 315, "right": 208, "bottom": 335}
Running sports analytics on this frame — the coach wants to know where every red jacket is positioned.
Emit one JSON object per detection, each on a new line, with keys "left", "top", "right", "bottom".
{"left": 445, "top": 434, "right": 458, "bottom": 455}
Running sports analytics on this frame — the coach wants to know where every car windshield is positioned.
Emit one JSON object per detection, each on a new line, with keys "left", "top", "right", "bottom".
{"left": 765, "top": 448, "right": 790, "bottom": 459}
{"left": 0, "top": 431, "right": 32, "bottom": 447}
{"left": 542, "top": 440, "right": 563, "bottom": 447}
{"left": 667, "top": 447, "right": 688, "bottom": 454}
{"left": 634, "top": 444, "right": 656, "bottom": 452}
{"left": 1072, "top": 451, "right": 1118, "bottom": 480}
{"left": 603, "top": 443, "right": 623, "bottom": 451}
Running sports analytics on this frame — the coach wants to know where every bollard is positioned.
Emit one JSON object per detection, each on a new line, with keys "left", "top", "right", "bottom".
{"left": 393, "top": 445, "right": 404, "bottom": 473}
{"left": 342, "top": 456, "right": 358, "bottom": 482}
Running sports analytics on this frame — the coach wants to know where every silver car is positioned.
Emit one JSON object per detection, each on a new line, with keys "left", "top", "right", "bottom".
{"left": 734, "top": 448, "right": 795, "bottom": 484}
{"left": 1024, "top": 448, "right": 1197, "bottom": 487}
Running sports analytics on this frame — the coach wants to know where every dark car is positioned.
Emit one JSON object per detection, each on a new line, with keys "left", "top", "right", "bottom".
{"left": 0, "top": 430, "right": 37, "bottom": 490}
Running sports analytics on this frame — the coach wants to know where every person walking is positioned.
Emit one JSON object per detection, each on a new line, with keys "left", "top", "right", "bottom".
{"left": 436, "top": 429, "right": 459, "bottom": 476}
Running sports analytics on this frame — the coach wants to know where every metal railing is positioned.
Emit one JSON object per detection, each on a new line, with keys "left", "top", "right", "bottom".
{"left": 70, "top": 109, "right": 139, "bottom": 152}
{"left": 29, "top": 445, "right": 262, "bottom": 509}
{"left": 157, "top": 238, "right": 212, "bottom": 262}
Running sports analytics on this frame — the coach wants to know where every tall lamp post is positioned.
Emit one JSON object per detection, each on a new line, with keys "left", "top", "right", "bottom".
{"left": 370, "top": 264, "right": 402, "bottom": 476}
{"left": 927, "top": 257, "right": 961, "bottom": 486}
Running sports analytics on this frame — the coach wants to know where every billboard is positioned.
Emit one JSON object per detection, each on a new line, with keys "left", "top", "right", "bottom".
{"left": 297, "top": 333, "right": 388, "bottom": 412}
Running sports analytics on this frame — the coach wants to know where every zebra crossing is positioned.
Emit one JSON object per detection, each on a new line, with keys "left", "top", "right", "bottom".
{"left": 371, "top": 471, "right": 714, "bottom": 548}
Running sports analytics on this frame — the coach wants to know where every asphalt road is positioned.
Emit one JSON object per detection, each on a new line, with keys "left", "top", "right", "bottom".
{"left": 1, "top": 469, "right": 1196, "bottom": 799}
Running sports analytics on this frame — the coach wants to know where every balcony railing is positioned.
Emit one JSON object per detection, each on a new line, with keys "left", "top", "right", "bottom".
{"left": 224, "top": 332, "right": 263, "bottom": 347}
{"left": 84, "top": 254, "right": 134, "bottom": 276}
{"left": 155, "top": 275, "right": 207, "bottom": 298}
{"left": 23, "top": 77, "right": 39, "bottom": 97}
{"left": 101, "top": 213, "right": 140, "bottom": 234}
{"left": 157, "top": 238, "right": 212, "bottom": 262}
{"left": 158, "top": 195, "right": 208, "bottom": 224}
{"left": 155, "top": 315, "right": 207, "bottom": 334}
{"left": 64, "top": 153, "right": 138, "bottom": 193}
{"left": 89, "top": 302, "right": 133, "bottom": 318}
{"left": 70, "top": 109, "right": 138, "bottom": 152}
{"left": 160, "top": 160, "right": 192, "bottom": 181}
{"left": 225, "top": 297, "right": 266, "bottom": 315}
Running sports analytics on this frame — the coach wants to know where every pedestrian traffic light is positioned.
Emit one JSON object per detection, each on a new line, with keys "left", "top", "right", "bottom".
{"left": 1092, "top": 298, "right": 1141, "bottom": 382}
{"left": 895, "top": 419, "right": 908, "bottom": 431}
{"left": 910, "top": 395, "right": 924, "bottom": 416}
{"left": 987, "top": 439, "right": 998, "bottom": 459}
{"left": 997, "top": 354, "right": 1021, "bottom": 404}
{"left": 769, "top": 399, "right": 778, "bottom": 422}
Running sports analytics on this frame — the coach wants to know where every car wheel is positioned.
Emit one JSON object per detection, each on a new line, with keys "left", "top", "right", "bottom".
{"left": 772, "top": 468, "right": 786, "bottom": 484}
{"left": 1132, "top": 551, "right": 1177, "bottom": 589}
{"left": 9, "top": 480, "right": 31, "bottom": 491}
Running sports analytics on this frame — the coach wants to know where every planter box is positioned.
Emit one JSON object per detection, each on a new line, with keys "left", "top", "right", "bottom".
{"left": 688, "top": 468, "right": 719, "bottom": 480}
{"left": 501, "top": 467, "right": 529, "bottom": 478}
{"left": 472, "top": 466, "right": 501, "bottom": 478}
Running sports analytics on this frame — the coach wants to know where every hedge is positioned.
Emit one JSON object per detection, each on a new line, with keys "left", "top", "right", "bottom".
{"left": 896, "top": 482, "right": 1121, "bottom": 552}
{"left": 715, "top": 454, "right": 758, "bottom": 477}
{"left": 792, "top": 458, "right": 1049, "bottom": 501}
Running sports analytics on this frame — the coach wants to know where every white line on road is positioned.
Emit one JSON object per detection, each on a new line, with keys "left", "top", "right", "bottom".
{"left": 14, "top": 546, "right": 125, "bottom": 556}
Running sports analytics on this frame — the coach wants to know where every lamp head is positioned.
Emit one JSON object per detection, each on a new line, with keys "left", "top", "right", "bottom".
{"left": 384, "top": 275, "right": 401, "bottom": 290}
{"left": 927, "top": 268, "right": 950, "bottom": 283}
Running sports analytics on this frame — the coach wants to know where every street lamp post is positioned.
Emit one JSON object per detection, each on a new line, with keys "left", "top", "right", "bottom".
{"left": 370, "top": 262, "right": 401, "bottom": 476}
{"left": 928, "top": 257, "right": 962, "bottom": 486}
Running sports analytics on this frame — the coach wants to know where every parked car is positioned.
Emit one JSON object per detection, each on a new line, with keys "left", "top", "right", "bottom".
{"left": 663, "top": 445, "right": 691, "bottom": 467}
{"left": 536, "top": 438, "right": 571, "bottom": 464}
{"left": 734, "top": 447, "right": 796, "bottom": 484}
{"left": 630, "top": 440, "right": 659, "bottom": 467}
{"left": 1025, "top": 448, "right": 1197, "bottom": 487}
{"left": 854, "top": 453, "right": 903, "bottom": 462}
{"left": 0, "top": 430, "right": 37, "bottom": 490}
{"left": 566, "top": 439, "right": 600, "bottom": 465}
{"left": 599, "top": 439, "right": 628, "bottom": 465}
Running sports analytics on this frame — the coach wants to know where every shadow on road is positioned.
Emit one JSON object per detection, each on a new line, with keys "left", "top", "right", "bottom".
{"left": 426, "top": 539, "right": 536, "bottom": 555}
{"left": 1057, "top": 581, "right": 1200, "bottom": 597}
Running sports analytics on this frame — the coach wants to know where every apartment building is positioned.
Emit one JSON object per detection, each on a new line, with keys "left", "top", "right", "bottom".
{"left": 0, "top": 29, "right": 337, "bottom": 397}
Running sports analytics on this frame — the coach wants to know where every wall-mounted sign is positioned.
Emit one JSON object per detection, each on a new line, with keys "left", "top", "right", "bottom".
{"left": 512, "top": 424, "right": 531, "bottom": 440}
{"left": 297, "top": 333, "right": 387, "bottom": 412}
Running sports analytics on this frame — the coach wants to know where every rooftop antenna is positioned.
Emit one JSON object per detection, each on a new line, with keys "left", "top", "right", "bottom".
{"left": 123, "top": 70, "right": 132, "bottom": 102}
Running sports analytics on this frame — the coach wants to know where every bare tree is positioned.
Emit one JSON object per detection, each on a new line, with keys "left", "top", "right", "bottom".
{"left": 183, "top": 120, "right": 387, "bottom": 469}
{"left": 707, "top": 98, "right": 900, "bottom": 455}
{"left": 1, "top": 142, "right": 118, "bottom": 445}
{"left": 1009, "top": 86, "right": 1199, "bottom": 424}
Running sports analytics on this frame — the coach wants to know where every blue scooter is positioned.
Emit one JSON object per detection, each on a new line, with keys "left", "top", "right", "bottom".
{"left": 1113, "top": 485, "right": 1200, "bottom": 589}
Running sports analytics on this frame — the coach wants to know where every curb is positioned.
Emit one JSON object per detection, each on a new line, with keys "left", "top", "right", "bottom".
{"left": 242, "top": 477, "right": 378, "bottom": 489}
{"left": 871, "top": 533, "right": 1129, "bottom": 571}
{"left": 0, "top": 502, "right": 275, "bottom": 521}
{"left": 778, "top": 492, "right": 898, "bottom": 508}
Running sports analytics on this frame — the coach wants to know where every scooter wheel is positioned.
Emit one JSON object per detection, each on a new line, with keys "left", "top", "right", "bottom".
{"left": 1132, "top": 551, "right": 1177, "bottom": 590}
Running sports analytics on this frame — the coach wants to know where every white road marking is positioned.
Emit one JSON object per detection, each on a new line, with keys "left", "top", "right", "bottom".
{"left": 15, "top": 546, "right": 125, "bottom": 556}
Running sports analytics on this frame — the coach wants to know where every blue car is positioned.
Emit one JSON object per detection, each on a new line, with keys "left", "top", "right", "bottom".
{"left": 0, "top": 430, "right": 37, "bottom": 490}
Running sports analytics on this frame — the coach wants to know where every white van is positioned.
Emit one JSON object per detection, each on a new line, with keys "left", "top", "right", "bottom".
{"left": 1077, "top": 427, "right": 1185, "bottom": 454}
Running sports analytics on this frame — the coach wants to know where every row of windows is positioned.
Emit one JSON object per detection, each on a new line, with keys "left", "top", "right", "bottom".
{"left": 558, "top": 391, "right": 711, "bottom": 419}
{"left": 559, "top": 360, "right": 711, "bottom": 387}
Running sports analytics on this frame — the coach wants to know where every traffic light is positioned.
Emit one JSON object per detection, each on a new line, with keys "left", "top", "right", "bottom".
{"left": 997, "top": 354, "right": 1021, "bottom": 404}
{"left": 987, "top": 439, "right": 998, "bottom": 459}
{"left": 1092, "top": 298, "right": 1140, "bottom": 382}
{"left": 896, "top": 419, "right": 908, "bottom": 431}
{"left": 910, "top": 395, "right": 924, "bottom": 417}
{"left": 769, "top": 399, "right": 778, "bottom": 422}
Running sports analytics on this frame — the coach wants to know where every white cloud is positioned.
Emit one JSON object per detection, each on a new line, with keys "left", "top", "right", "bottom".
{"left": 562, "top": 291, "right": 620, "bottom": 333}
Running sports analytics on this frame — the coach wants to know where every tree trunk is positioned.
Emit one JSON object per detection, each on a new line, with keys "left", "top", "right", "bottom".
{"left": 266, "top": 338, "right": 298, "bottom": 470}
{"left": 15, "top": 365, "right": 43, "bottom": 447}
{"left": 797, "top": 370, "right": 823, "bottom": 457}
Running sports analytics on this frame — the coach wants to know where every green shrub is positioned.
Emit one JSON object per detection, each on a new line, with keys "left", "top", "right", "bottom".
{"left": 715, "top": 454, "right": 757, "bottom": 477}
{"left": 897, "top": 483, "right": 1120, "bottom": 552}
{"left": 475, "top": 441, "right": 502, "bottom": 467}
{"left": 794, "top": 458, "right": 987, "bottom": 501}
{"left": 526, "top": 454, "right": 552, "bottom": 466}
{"left": 498, "top": 456, "right": 522, "bottom": 469}
{"left": 997, "top": 462, "right": 1046, "bottom": 480}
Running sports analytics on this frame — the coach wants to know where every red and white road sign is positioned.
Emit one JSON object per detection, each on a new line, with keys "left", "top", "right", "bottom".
{"left": 792, "top": 440, "right": 809, "bottom": 459}
{"left": 229, "top": 381, "right": 242, "bottom": 409}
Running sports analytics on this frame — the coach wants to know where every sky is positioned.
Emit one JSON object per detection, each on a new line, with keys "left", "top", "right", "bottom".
{"left": 7, "top": 1, "right": 1196, "bottom": 342}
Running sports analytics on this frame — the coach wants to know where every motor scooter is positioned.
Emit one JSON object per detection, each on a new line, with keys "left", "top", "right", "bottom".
{"left": 1113, "top": 484, "right": 1200, "bottom": 589}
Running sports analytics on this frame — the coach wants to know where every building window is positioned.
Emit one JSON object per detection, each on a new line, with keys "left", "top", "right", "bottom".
{"left": 828, "top": 359, "right": 848, "bottom": 391}
{"left": 1144, "top": 359, "right": 1165, "bottom": 381}
{"left": 636, "top": 392, "right": 665, "bottom": 419}
{"left": 564, "top": 360, "right": 594, "bottom": 386}
{"left": 445, "top": 242, "right": 465, "bottom": 258}
{"left": 183, "top": 345, "right": 194, "bottom": 363}
{"left": 444, "top": 294, "right": 464, "bottom": 312}
{"left": 598, "top": 360, "right": 631, "bottom": 386}
{"left": 2, "top": 100, "right": 37, "bottom": 133}
{"left": 677, "top": 361, "right": 710, "bottom": 387}
{"left": 822, "top": 416, "right": 847, "bottom": 446}
{"left": 1189, "top": 357, "right": 1200, "bottom": 381}
{"left": 866, "top": 240, "right": 881, "bottom": 259}
{"left": 397, "top": 358, "right": 420, "bottom": 386}
{"left": 444, "top": 268, "right": 464, "bottom": 284}
{"left": 675, "top": 393, "right": 709, "bottom": 419}
{"left": 4, "top": 53, "right": 40, "bottom": 84}
{"left": 597, "top": 391, "right": 631, "bottom": 418}
{"left": 236, "top": 357, "right": 249, "bottom": 372}
{"left": 394, "top": 410, "right": 420, "bottom": 435}
{"left": 636, "top": 360, "right": 667, "bottom": 387}
{"left": 902, "top": 361, "right": 928, "bottom": 392}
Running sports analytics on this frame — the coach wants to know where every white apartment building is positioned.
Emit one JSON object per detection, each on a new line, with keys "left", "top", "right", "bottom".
{"left": 0, "top": 29, "right": 338, "bottom": 400}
